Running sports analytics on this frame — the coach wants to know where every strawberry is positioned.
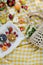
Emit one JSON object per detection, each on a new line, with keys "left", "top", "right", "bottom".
{"left": 20, "top": 27, "right": 25, "bottom": 31}
{"left": 8, "top": 27, "right": 13, "bottom": 34}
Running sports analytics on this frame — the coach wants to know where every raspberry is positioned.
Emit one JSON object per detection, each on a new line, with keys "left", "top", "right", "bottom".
{"left": 16, "top": 34, "right": 18, "bottom": 37}
{"left": 0, "top": 44, "right": 3, "bottom": 48}
{"left": 7, "top": 43, "right": 11, "bottom": 47}
{"left": 5, "top": 32, "right": 9, "bottom": 34}
{"left": 14, "top": 32, "right": 16, "bottom": 35}
{"left": 21, "top": 6, "right": 24, "bottom": 8}
{"left": 9, "top": 14, "right": 13, "bottom": 20}
{"left": 8, "top": 27, "right": 13, "bottom": 34}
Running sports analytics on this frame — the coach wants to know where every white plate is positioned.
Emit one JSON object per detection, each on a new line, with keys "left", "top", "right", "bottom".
{"left": 0, "top": 21, "right": 24, "bottom": 58}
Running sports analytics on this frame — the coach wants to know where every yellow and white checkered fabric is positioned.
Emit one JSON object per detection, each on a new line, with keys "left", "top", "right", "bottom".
{"left": 0, "top": 43, "right": 43, "bottom": 65}
{"left": 0, "top": 0, "right": 43, "bottom": 65}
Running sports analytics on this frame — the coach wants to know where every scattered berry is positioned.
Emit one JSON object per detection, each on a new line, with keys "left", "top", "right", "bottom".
{"left": 6, "top": 43, "right": 11, "bottom": 47}
{"left": 21, "top": 6, "right": 24, "bottom": 8}
{"left": 12, "top": 1, "right": 15, "bottom": 5}
{"left": 16, "top": 34, "right": 18, "bottom": 37}
{"left": 9, "top": 14, "right": 13, "bottom": 20}
{"left": 14, "top": 32, "right": 16, "bottom": 35}
{"left": 17, "top": 10, "right": 20, "bottom": 13}
{"left": 24, "top": 6, "right": 28, "bottom": 10}
{"left": 20, "top": 27, "right": 25, "bottom": 31}
{"left": 8, "top": 27, "right": 13, "bottom": 34}
{"left": 0, "top": 44, "right": 3, "bottom": 48}
{"left": 5, "top": 32, "right": 9, "bottom": 34}
{"left": 21, "top": 5, "right": 28, "bottom": 10}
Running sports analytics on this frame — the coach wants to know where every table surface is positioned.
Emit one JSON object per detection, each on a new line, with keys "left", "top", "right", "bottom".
{"left": 0, "top": 0, "right": 43, "bottom": 65}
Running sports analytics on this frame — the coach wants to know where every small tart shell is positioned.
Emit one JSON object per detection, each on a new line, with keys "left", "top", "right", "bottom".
{"left": 7, "top": 34, "right": 16, "bottom": 42}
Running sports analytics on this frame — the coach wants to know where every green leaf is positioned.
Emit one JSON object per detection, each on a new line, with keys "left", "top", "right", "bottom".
{"left": 31, "top": 27, "right": 36, "bottom": 33}
{"left": 27, "top": 27, "right": 36, "bottom": 38}
{"left": 26, "top": 25, "right": 30, "bottom": 34}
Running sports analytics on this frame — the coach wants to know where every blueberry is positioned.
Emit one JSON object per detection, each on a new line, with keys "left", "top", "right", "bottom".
{"left": 0, "top": 34, "right": 7, "bottom": 42}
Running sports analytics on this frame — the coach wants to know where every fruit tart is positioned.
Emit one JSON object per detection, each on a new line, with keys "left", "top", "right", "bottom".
{"left": 0, "top": 2, "right": 8, "bottom": 24}
{"left": 7, "top": 0, "right": 15, "bottom": 7}
{"left": 0, "top": 2, "right": 6, "bottom": 11}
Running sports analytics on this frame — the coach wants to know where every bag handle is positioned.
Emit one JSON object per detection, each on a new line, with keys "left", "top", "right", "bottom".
{"left": 27, "top": 12, "right": 43, "bottom": 19}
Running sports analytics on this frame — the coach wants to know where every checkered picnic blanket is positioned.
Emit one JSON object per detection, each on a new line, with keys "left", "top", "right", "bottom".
{"left": 0, "top": 0, "right": 43, "bottom": 65}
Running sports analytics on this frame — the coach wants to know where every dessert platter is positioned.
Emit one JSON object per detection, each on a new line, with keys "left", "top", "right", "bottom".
{"left": 0, "top": 22, "right": 24, "bottom": 58}
{"left": 0, "top": 0, "right": 29, "bottom": 58}
{"left": 0, "top": 0, "right": 43, "bottom": 58}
